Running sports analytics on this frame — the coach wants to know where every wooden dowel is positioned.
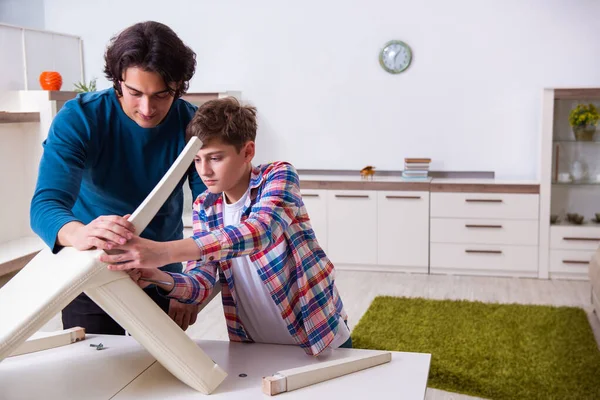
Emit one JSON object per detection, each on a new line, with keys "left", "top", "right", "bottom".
{"left": 262, "top": 351, "right": 392, "bottom": 396}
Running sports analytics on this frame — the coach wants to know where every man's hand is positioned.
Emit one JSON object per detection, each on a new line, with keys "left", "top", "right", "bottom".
{"left": 58, "top": 215, "right": 135, "bottom": 251}
{"left": 169, "top": 300, "right": 199, "bottom": 331}
{"left": 100, "top": 236, "right": 169, "bottom": 270}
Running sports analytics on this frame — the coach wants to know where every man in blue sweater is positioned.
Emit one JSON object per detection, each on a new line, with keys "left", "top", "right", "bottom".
{"left": 30, "top": 21, "right": 206, "bottom": 334}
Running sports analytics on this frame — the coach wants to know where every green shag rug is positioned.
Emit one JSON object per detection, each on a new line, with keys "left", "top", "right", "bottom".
{"left": 351, "top": 296, "right": 600, "bottom": 400}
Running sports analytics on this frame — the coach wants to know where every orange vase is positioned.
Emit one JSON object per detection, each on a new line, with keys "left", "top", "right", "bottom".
{"left": 39, "top": 71, "right": 63, "bottom": 91}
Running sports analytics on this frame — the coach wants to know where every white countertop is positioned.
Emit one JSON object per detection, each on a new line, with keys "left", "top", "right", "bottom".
{"left": 299, "top": 174, "right": 539, "bottom": 186}
{"left": 431, "top": 178, "right": 540, "bottom": 185}
{"left": 299, "top": 174, "right": 432, "bottom": 183}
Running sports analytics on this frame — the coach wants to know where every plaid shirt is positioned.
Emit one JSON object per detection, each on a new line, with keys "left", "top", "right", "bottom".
{"left": 166, "top": 162, "right": 347, "bottom": 356}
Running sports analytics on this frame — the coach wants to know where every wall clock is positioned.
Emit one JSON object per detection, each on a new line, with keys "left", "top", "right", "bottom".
{"left": 379, "top": 40, "right": 412, "bottom": 74}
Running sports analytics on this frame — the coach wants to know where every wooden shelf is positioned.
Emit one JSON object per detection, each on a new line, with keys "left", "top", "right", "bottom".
{"left": 553, "top": 88, "right": 600, "bottom": 100}
{"left": 0, "top": 111, "right": 40, "bottom": 124}
{"left": 48, "top": 91, "right": 78, "bottom": 101}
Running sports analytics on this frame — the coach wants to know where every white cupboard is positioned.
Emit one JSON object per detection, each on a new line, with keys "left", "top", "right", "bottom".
{"left": 377, "top": 191, "right": 429, "bottom": 272}
{"left": 327, "top": 190, "right": 378, "bottom": 266}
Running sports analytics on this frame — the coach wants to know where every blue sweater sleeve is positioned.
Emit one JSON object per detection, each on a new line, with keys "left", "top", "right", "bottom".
{"left": 30, "top": 100, "right": 90, "bottom": 253}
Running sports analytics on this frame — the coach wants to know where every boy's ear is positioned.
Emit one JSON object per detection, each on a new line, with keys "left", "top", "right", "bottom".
{"left": 244, "top": 141, "right": 255, "bottom": 162}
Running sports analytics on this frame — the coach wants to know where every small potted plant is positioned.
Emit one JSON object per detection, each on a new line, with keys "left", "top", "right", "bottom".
{"left": 568, "top": 103, "right": 599, "bottom": 141}
{"left": 74, "top": 78, "right": 97, "bottom": 93}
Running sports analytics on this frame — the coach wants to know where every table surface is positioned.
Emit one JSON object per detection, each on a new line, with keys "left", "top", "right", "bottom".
{"left": 0, "top": 335, "right": 431, "bottom": 400}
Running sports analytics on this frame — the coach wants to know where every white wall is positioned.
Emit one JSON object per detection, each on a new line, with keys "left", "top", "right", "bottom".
{"left": 0, "top": 0, "right": 44, "bottom": 29}
{"left": 42, "top": 0, "right": 600, "bottom": 179}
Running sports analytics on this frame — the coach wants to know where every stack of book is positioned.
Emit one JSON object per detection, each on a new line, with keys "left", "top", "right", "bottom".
{"left": 402, "top": 158, "right": 431, "bottom": 180}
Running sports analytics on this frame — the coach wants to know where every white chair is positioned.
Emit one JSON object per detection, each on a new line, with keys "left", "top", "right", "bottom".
{"left": 0, "top": 137, "right": 227, "bottom": 394}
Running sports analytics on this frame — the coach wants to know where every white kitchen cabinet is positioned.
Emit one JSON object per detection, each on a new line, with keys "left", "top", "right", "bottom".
{"left": 548, "top": 225, "right": 600, "bottom": 280}
{"left": 429, "top": 192, "right": 540, "bottom": 277}
{"left": 300, "top": 189, "right": 328, "bottom": 252}
{"left": 377, "top": 191, "right": 429, "bottom": 271}
{"left": 327, "top": 190, "right": 377, "bottom": 266}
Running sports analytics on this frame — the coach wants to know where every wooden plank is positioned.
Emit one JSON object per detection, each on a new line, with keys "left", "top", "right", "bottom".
{"left": 300, "top": 180, "right": 431, "bottom": 191}
{"left": 9, "top": 327, "right": 85, "bottom": 357}
{"left": 0, "top": 111, "right": 40, "bottom": 123}
{"left": 47, "top": 91, "right": 77, "bottom": 101}
{"left": 430, "top": 183, "right": 540, "bottom": 194}
{"left": 553, "top": 88, "right": 600, "bottom": 100}
{"left": 262, "top": 351, "right": 392, "bottom": 396}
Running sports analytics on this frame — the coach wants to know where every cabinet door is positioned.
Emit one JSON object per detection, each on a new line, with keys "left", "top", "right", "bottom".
{"left": 327, "top": 190, "right": 377, "bottom": 265}
{"left": 377, "top": 191, "right": 429, "bottom": 270}
{"left": 300, "top": 190, "right": 328, "bottom": 251}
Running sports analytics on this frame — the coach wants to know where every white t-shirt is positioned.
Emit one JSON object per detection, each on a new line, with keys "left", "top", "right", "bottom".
{"left": 223, "top": 188, "right": 350, "bottom": 348}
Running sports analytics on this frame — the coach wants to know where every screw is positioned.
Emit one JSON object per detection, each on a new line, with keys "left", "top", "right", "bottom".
{"left": 90, "top": 343, "right": 105, "bottom": 350}
{"left": 239, "top": 373, "right": 247, "bottom": 378}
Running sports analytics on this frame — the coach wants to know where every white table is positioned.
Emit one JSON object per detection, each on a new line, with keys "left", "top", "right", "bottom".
{"left": 0, "top": 335, "right": 431, "bottom": 399}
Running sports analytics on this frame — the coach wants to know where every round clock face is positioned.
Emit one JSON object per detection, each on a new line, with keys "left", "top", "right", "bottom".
{"left": 379, "top": 40, "right": 412, "bottom": 74}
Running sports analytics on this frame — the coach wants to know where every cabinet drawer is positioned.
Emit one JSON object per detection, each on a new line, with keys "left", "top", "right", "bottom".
{"left": 549, "top": 249, "right": 594, "bottom": 279}
{"left": 430, "top": 243, "right": 538, "bottom": 274}
{"left": 431, "top": 193, "right": 539, "bottom": 219}
{"left": 430, "top": 218, "right": 538, "bottom": 246}
{"left": 550, "top": 225, "right": 600, "bottom": 250}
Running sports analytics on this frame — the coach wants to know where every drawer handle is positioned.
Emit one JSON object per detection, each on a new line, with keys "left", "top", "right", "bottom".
{"left": 465, "top": 249, "right": 503, "bottom": 254}
{"left": 386, "top": 195, "right": 421, "bottom": 199}
{"left": 562, "top": 260, "right": 590, "bottom": 265}
{"left": 335, "top": 195, "right": 369, "bottom": 199}
{"left": 465, "top": 199, "right": 503, "bottom": 203}
{"left": 465, "top": 224, "right": 503, "bottom": 229}
{"left": 303, "top": 194, "right": 319, "bottom": 198}
{"left": 563, "top": 237, "right": 600, "bottom": 242}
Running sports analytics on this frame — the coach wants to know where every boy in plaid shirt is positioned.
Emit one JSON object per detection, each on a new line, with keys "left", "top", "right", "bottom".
{"left": 102, "top": 97, "right": 350, "bottom": 355}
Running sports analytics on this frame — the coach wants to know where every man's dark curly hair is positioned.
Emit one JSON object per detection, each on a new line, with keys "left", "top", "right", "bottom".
{"left": 103, "top": 21, "right": 196, "bottom": 98}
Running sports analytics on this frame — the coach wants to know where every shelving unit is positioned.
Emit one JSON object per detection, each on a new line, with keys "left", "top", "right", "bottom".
{"left": 0, "top": 91, "right": 77, "bottom": 280}
{"left": 0, "top": 112, "right": 40, "bottom": 124}
{"left": 539, "top": 88, "right": 600, "bottom": 280}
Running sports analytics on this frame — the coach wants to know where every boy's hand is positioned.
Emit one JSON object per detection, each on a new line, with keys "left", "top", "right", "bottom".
{"left": 126, "top": 268, "right": 174, "bottom": 291}
{"left": 126, "top": 268, "right": 152, "bottom": 289}
{"left": 100, "top": 236, "right": 169, "bottom": 270}
{"left": 127, "top": 270, "right": 197, "bottom": 331}
{"left": 169, "top": 300, "right": 199, "bottom": 331}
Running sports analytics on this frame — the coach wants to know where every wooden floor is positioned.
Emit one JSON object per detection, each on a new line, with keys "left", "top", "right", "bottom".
{"left": 37, "top": 270, "right": 599, "bottom": 400}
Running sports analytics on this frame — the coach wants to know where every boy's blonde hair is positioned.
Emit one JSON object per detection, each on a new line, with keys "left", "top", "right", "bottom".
{"left": 186, "top": 97, "right": 257, "bottom": 152}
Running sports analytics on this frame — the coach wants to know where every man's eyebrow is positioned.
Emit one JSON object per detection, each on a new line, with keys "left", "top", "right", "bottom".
{"left": 123, "top": 84, "right": 170, "bottom": 95}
